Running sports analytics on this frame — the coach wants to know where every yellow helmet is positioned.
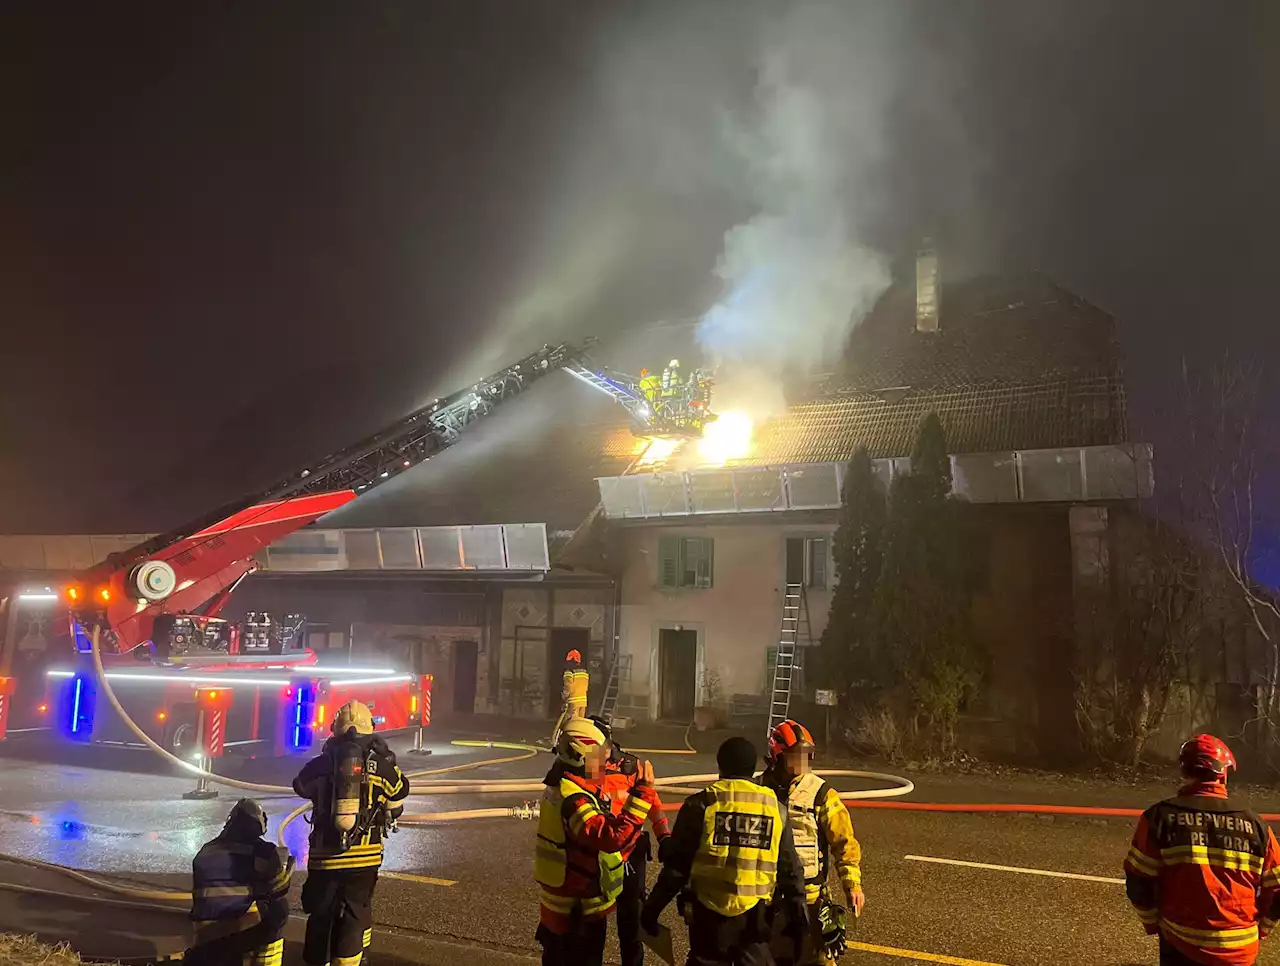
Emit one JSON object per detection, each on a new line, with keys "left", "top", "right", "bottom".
{"left": 332, "top": 700, "right": 374, "bottom": 736}
{"left": 556, "top": 717, "right": 608, "bottom": 769}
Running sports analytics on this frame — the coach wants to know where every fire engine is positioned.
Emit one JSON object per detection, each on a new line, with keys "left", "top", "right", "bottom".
{"left": 0, "top": 340, "right": 718, "bottom": 756}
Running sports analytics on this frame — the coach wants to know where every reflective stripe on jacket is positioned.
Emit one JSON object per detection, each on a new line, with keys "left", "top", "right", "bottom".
{"left": 534, "top": 770, "right": 651, "bottom": 931}
{"left": 1125, "top": 783, "right": 1280, "bottom": 966}
{"left": 600, "top": 754, "right": 670, "bottom": 860}
{"left": 785, "top": 772, "right": 862, "bottom": 902}
{"left": 690, "top": 778, "right": 784, "bottom": 918}
{"left": 190, "top": 835, "right": 291, "bottom": 943}
{"left": 562, "top": 670, "right": 589, "bottom": 712}
{"left": 294, "top": 735, "right": 410, "bottom": 871}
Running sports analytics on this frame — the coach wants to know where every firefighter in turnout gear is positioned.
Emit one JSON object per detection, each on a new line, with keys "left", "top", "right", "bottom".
{"left": 535, "top": 716, "right": 658, "bottom": 966}
{"left": 590, "top": 715, "right": 671, "bottom": 966}
{"left": 553, "top": 649, "right": 591, "bottom": 745}
{"left": 760, "top": 719, "right": 864, "bottom": 965}
{"left": 639, "top": 369, "right": 662, "bottom": 405}
{"left": 643, "top": 737, "right": 807, "bottom": 966}
{"left": 293, "top": 700, "right": 410, "bottom": 966}
{"left": 1125, "top": 734, "right": 1280, "bottom": 966}
{"left": 186, "top": 798, "right": 293, "bottom": 966}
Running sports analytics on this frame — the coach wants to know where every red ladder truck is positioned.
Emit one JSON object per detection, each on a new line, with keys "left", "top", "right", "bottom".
{"left": 0, "top": 339, "right": 720, "bottom": 756}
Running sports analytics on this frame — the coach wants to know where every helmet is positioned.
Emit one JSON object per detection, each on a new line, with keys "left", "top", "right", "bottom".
{"left": 332, "top": 700, "right": 375, "bottom": 737}
{"left": 565, "top": 649, "right": 582, "bottom": 665}
{"left": 768, "top": 719, "right": 816, "bottom": 762}
{"left": 587, "top": 714, "right": 613, "bottom": 743}
{"left": 639, "top": 368, "right": 650, "bottom": 377}
{"left": 556, "top": 717, "right": 608, "bottom": 769}
{"left": 1179, "top": 733, "right": 1236, "bottom": 778}
{"left": 224, "top": 797, "right": 268, "bottom": 837}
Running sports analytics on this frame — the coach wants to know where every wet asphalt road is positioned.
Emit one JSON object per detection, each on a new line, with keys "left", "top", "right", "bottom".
{"left": 5, "top": 730, "right": 1280, "bottom": 965}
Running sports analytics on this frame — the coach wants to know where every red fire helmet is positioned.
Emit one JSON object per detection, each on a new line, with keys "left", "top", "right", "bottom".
{"left": 1179, "top": 733, "right": 1237, "bottom": 778}
{"left": 768, "top": 718, "right": 816, "bottom": 761}
{"left": 565, "top": 648, "right": 583, "bottom": 665}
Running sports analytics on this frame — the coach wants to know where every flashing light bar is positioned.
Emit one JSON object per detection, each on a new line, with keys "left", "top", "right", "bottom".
{"left": 45, "top": 669, "right": 412, "bottom": 687}
{"left": 18, "top": 592, "right": 58, "bottom": 602}
{"left": 46, "top": 670, "right": 292, "bottom": 687}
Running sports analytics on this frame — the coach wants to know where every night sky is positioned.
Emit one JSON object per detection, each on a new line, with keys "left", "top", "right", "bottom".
{"left": 1, "top": 2, "right": 1275, "bottom": 532}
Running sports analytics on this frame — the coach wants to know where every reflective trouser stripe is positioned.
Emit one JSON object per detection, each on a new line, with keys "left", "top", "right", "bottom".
{"left": 248, "top": 939, "right": 283, "bottom": 966}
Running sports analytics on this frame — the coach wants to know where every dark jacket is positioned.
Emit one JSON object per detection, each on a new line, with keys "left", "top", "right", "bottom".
{"left": 293, "top": 733, "right": 409, "bottom": 871}
{"left": 191, "top": 831, "right": 292, "bottom": 944}
{"left": 644, "top": 780, "right": 805, "bottom": 920}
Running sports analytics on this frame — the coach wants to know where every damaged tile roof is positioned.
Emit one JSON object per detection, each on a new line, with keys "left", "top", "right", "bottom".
{"left": 734, "top": 272, "right": 1129, "bottom": 464}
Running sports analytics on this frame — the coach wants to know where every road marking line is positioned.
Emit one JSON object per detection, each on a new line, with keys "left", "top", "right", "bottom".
{"left": 904, "top": 854, "right": 1124, "bottom": 884}
{"left": 381, "top": 871, "right": 457, "bottom": 887}
{"left": 846, "top": 940, "right": 1010, "bottom": 965}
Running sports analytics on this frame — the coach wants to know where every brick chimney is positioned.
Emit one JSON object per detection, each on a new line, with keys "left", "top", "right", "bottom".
{"left": 915, "top": 242, "right": 940, "bottom": 332}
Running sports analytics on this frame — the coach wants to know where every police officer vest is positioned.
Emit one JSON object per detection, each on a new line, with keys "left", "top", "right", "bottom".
{"left": 691, "top": 778, "right": 784, "bottom": 918}
{"left": 787, "top": 772, "right": 832, "bottom": 886}
{"left": 534, "top": 777, "right": 625, "bottom": 902}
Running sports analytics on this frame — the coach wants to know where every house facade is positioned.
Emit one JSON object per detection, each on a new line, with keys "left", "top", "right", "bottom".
{"left": 594, "top": 257, "right": 1154, "bottom": 759}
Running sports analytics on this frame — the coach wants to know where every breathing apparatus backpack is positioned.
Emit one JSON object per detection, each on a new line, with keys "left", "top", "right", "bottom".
{"left": 328, "top": 736, "right": 369, "bottom": 851}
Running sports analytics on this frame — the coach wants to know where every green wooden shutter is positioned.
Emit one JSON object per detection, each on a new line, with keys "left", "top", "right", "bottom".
{"left": 658, "top": 535, "right": 680, "bottom": 588}
{"left": 693, "top": 537, "right": 714, "bottom": 589}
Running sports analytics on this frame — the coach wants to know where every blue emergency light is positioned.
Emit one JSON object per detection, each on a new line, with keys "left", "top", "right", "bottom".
{"left": 289, "top": 682, "right": 316, "bottom": 753}
{"left": 62, "top": 673, "right": 96, "bottom": 742}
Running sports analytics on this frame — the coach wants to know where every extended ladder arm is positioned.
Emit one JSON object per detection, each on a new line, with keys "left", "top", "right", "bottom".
{"left": 74, "top": 342, "right": 589, "bottom": 652}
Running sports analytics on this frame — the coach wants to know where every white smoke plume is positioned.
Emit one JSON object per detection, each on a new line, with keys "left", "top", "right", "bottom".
{"left": 468, "top": 2, "right": 916, "bottom": 418}
{"left": 698, "top": 7, "right": 898, "bottom": 400}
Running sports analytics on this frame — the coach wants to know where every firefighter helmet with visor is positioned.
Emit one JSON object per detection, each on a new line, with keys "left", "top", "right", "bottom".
{"left": 768, "top": 718, "right": 816, "bottom": 762}
{"left": 556, "top": 717, "right": 608, "bottom": 769}
{"left": 1178, "top": 733, "right": 1236, "bottom": 778}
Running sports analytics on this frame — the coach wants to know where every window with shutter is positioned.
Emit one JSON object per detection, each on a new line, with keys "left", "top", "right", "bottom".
{"left": 657, "top": 536, "right": 714, "bottom": 589}
{"left": 658, "top": 535, "right": 680, "bottom": 588}
{"left": 681, "top": 538, "right": 704, "bottom": 588}
{"left": 808, "top": 538, "right": 827, "bottom": 589}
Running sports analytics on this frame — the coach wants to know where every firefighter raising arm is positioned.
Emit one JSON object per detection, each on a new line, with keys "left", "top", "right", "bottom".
{"left": 534, "top": 717, "right": 658, "bottom": 966}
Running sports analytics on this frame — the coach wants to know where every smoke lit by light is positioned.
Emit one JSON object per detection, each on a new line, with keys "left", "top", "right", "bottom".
{"left": 696, "top": 411, "right": 754, "bottom": 465}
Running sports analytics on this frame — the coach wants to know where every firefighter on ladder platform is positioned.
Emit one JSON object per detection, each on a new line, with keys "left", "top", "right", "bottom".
{"left": 186, "top": 798, "right": 293, "bottom": 966}
{"left": 1125, "top": 734, "right": 1280, "bottom": 966}
{"left": 759, "top": 719, "right": 864, "bottom": 965}
{"left": 535, "top": 717, "right": 659, "bottom": 966}
{"left": 643, "top": 737, "right": 808, "bottom": 966}
{"left": 590, "top": 715, "right": 671, "bottom": 966}
{"left": 293, "top": 701, "right": 410, "bottom": 966}
{"left": 639, "top": 369, "right": 661, "bottom": 406}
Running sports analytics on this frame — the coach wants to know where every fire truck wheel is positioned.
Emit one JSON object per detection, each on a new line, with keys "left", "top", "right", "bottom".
{"left": 163, "top": 706, "right": 198, "bottom": 758}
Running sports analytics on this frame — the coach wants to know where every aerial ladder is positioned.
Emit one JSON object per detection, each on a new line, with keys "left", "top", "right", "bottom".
{"left": 43, "top": 339, "right": 720, "bottom": 664}
{"left": 54, "top": 342, "right": 596, "bottom": 661}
